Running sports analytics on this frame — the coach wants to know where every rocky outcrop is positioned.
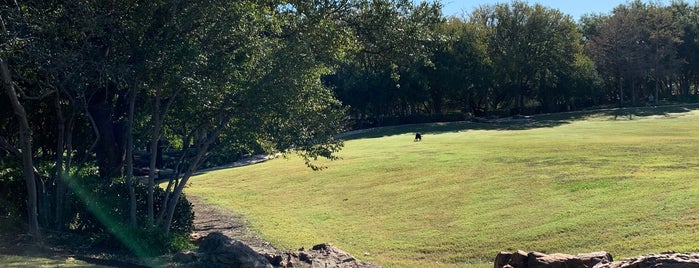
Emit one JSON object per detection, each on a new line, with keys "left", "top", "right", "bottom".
{"left": 594, "top": 252, "right": 699, "bottom": 268}
{"left": 266, "top": 243, "right": 381, "bottom": 268}
{"left": 495, "top": 250, "right": 613, "bottom": 268}
{"left": 495, "top": 251, "right": 699, "bottom": 268}
{"left": 176, "top": 232, "right": 273, "bottom": 268}
{"left": 175, "top": 232, "right": 380, "bottom": 268}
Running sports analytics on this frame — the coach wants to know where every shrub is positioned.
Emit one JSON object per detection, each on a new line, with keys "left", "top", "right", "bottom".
{"left": 0, "top": 159, "right": 26, "bottom": 219}
{"left": 68, "top": 175, "right": 195, "bottom": 256}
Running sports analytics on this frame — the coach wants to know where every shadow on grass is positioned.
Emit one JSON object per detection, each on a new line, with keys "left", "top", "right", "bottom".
{"left": 0, "top": 252, "right": 150, "bottom": 268}
{"left": 0, "top": 226, "right": 152, "bottom": 268}
{"left": 338, "top": 103, "right": 699, "bottom": 140}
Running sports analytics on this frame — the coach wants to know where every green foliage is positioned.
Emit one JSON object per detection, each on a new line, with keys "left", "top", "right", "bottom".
{"left": 67, "top": 174, "right": 193, "bottom": 255}
{"left": 470, "top": 1, "right": 588, "bottom": 113}
{"left": 0, "top": 159, "right": 25, "bottom": 219}
{"left": 584, "top": 1, "right": 685, "bottom": 106}
{"left": 1, "top": 0, "right": 349, "bottom": 241}
{"left": 327, "top": 0, "right": 444, "bottom": 124}
{"left": 325, "top": 0, "right": 699, "bottom": 126}
{"left": 432, "top": 18, "right": 492, "bottom": 115}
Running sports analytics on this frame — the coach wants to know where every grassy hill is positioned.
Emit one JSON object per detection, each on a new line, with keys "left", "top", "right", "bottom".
{"left": 186, "top": 106, "right": 699, "bottom": 267}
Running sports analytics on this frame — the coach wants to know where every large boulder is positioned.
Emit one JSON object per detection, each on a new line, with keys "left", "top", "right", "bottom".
{"left": 593, "top": 252, "right": 699, "bottom": 268}
{"left": 495, "top": 251, "right": 699, "bottom": 268}
{"left": 175, "top": 233, "right": 380, "bottom": 268}
{"left": 495, "top": 251, "right": 613, "bottom": 268}
{"left": 194, "top": 232, "right": 273, "bottom": 268}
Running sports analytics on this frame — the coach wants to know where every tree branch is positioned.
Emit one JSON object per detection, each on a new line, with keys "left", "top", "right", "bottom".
{"left": 0, "top": 135, "right": 20, "bottom": 157}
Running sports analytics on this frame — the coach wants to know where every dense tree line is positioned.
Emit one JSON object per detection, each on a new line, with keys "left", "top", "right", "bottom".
{"left": 327, "top": 0, "right": 699, "bottom": 128}
{"left": 0, "top": 0, "right": 351, "bottom": 256}
{"left": 2, "top": 0, "right": 699, "bottom": 259}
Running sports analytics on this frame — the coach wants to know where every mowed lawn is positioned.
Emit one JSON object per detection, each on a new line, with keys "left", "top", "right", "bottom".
{"left": 186, "top": 107, "right": 699, "bottom": 267}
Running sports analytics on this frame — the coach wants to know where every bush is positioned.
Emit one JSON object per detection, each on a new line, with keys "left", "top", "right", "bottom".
{"left": 0, "top": 160, "right": 26, "bottom": 219}
{"left": 68, "top": 175, "right": 195, "bottom": 256}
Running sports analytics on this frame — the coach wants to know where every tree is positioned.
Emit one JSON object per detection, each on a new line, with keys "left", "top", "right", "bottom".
{"left": 0, "top": 0, "right": 351, "bottom": 244}
{"left": 586, "top": 1, "right": 682, "bottom": 106}
{"left": 1, "top": 58, "right": 39, "bottom": 237}
{"left": 430, "top": 17, "right": 492, "bottom": 116}
{"left": 327, "top": 0, "right": 443, "bottom": 126}
{"left": 154, "top": 0, "right": 350, "bottom": 233}
{"left": 671, "top": 1, "right": 699, "bottom": 96}
{"left": 644, "top": 3, "right": 682, "bottom": 103}
{"left": 470, "top": 1, "right": 588, "bottom": 113}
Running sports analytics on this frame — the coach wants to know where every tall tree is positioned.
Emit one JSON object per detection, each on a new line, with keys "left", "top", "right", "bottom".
{"left": 1, "top": 58, "right": 39, "bottom": 237}
{"left": 137, "top": 0, "right": 351, "bottom": 234}
{"left": 644, "top": 3, "right": 682, "bottom": 103}
{"left": 470, "top": 1, "right": 588, "bottom": 113}
{"left": 328, "top": 0, "right": 443, "bottom": 125}
{"left": 671, "top": 1, "right": 699, "bottom": 96}
{"left": 586, "top": 1, "right": 682, "bottom": 106}
{"left": 430, "top": 17, "right": 492, "bottom": 116}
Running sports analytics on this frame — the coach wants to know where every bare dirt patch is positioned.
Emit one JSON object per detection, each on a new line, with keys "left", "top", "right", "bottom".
{"left": 188, "top": 195, "right": 278, "bottom": 255}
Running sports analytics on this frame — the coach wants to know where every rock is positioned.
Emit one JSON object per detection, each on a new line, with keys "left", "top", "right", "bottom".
{"left": 195, "top": 232, "right": 273, "bottom": 268}
{"left": 494, "top": 251, "right": 513, "bottom": 268}
{"left": 266, "top": 243, "right": 381, "bottom": 268}
{"left": 175, "top": 233, "right": 380, "bottom": 268}
{"left": 494, "top": 250, "right": 699, "bottom": 268}
{"left": 494, "top": 250, "right": 529, "bottom": 268}
{"left": 189, "top": 232, "right": 204, "bottom": 245}
{"left": 593, "top": 252, "right": 699, "bottom": 268}
{"left": 298, "top": 251, "right": 312, "bottom": 263}
{"left": 495, "top": 250, "right": 612, "bottom": 268}
{"left": 199, "top": 232, "right": 229, "bottom": 253}
{"left": 528, "top": 252, "right": 584, "bottom": 268}
{"left": 578, "top": 252, "right": 613, "bottom": 267}
{"left": 263, "top": 252, "right": 284, "bottom": 266}
{"left": 173, "top": 250, "right": 198, "bottom": 263}
{"left": 511, "top": 250, "right": 529, "bottom": 267}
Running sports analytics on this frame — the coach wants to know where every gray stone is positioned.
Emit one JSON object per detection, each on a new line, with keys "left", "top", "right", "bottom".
{"left": 528, "top": 252, "right": 584, "bottom": 268}
{"left": 173, "top": 250, "right": 197, "bottom": 263}
{"left": 593, "top": 252, "right": 699, "bottom": 268}
{"left": 197, "top": 232, "right": 273, "bottom": 268}
{"left": 495, "top": 250, "right": 612, "bottom": 268}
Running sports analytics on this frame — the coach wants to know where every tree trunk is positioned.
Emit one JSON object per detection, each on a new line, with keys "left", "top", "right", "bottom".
{"left": 156, "top": 130, "right": 193, "bottom": 224}
{"left": 1, "top": 58, "right": 39, "bottom": 237}
{"left": 147, "top": 84, "right": 162, "bottom": 224}
{"left": 86, "top": 82, "right": 128, "bottom": 180}
{"left": 125, "top": 85, "right": 138, "bottom": 227}
{"left": 163, "top": 124, "right": 225, "bottom": 234}
{"left": 618, "top": 73, "right": 624, "bottom": 107}
{"left": 631, "top": 79, "right": 636, "bottom": 107}
{"left": 655, "top": 79, "right": 660, "bottom": 107}
{"left": 88, "top": 100, "right": 124, "bottom": 179}
{"left": 147, "top": 78, "right": 181, "bottom": 225}
{"left": 53, "top": 92, "right": 66, "bottom": 230}
{"left": 162, "top": 140, "right": 211, "bottom": 234}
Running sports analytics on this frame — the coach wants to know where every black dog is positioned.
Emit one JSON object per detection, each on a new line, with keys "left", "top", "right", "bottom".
{"left": 414, "top": 133, "right": 422, "bottom": 142}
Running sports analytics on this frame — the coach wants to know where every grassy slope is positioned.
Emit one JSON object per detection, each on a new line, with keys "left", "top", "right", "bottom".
{"left": 186, "top": 107, "right": 699, "bottom": 267}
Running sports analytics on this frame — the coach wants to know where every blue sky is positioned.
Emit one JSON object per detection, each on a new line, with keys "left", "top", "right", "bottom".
{"left": 440, "top": 0, "right": 674, "bottom": 20}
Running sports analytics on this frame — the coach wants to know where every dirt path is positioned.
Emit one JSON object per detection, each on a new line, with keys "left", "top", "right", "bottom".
{"left": 187, "top": 154, "right": 281, "bottom": 255}
{"left": 188, "top": 195, "right": 280, "bottom": 255}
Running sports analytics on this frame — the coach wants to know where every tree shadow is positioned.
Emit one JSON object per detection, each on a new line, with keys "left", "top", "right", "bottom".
{"left": 338, "top": 104, "right": 699, "bottom": 140}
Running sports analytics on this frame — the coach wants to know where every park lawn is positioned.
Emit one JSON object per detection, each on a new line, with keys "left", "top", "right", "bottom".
{"left": 185, "top": 108, "right": 699, "bottom": 267}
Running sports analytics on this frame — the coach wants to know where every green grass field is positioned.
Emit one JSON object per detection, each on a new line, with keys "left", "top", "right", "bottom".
{"left": 186, "top": 106, "right": 699, "bottom": 267}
